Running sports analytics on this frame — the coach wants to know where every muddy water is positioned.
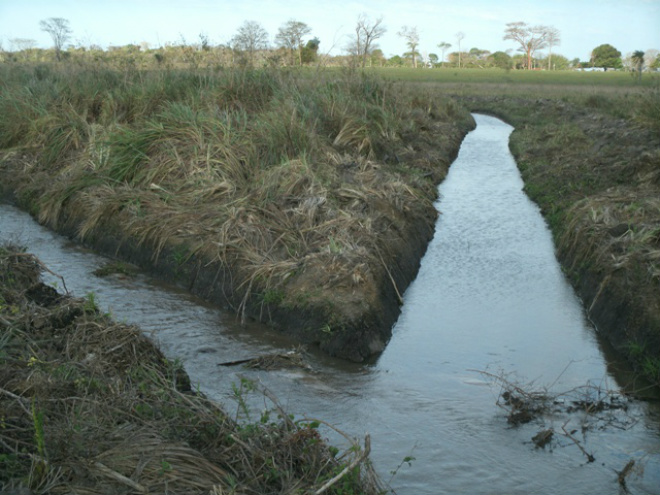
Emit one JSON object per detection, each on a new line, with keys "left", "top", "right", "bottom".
{"left": 1, "top": 114, "right": 659, "bottom": 494}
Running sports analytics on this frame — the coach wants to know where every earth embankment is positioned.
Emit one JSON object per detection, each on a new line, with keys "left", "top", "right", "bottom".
{"left": 0, "top": 64, "right": 474, "bottom": 361}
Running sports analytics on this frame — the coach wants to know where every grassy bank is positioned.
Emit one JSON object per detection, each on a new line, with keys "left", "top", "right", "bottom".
{"left": 374, "top": 67, "right": 659, "bottom": 129}
{"left": 0, "top": 62, "right": 473, "bottom": 361}
{"left": 0, "top": 244, "right": 383, "bottom": 494}
{"left": 372, "top": 67, "right": 659, "bottom": 88}
{"left": 445, "top": 82, "right": 660, "bottom": 389}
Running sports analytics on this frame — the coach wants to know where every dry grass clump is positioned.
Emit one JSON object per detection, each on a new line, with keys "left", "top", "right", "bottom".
{"left": 0, "top": 246, "right": 383, "bottom": 494}
{"left": 558, "top": 187, "right": 660, "bottom": 386}
{"left": 560, "top": 188, "right": 660, "bottom": 278}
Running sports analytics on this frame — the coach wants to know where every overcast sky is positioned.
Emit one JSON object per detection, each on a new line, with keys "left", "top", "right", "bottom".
{"left": 1, "top": 0, "right": 659, "bottom": 61}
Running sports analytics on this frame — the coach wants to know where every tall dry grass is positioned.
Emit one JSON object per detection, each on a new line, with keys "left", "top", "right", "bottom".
{"left": 0, "top": 62, "right": 471, "bottom": 337}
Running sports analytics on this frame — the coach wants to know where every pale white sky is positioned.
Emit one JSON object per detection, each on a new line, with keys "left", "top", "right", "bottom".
{"left": 1, "top": 0, "right": 659, "bottom": 61}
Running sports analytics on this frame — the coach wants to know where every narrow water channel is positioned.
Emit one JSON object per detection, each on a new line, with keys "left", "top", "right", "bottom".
{"left": 1, "top": 114, "right": 658, "bottom": 494}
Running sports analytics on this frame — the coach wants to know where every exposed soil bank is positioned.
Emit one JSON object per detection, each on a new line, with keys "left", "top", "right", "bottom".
{"left": 459, "top": 95, "right": 660, "bottom": 388}
{"left": 0, "top": 245, "right": 383, "bottom": 494}
{"left": 0, "top": 65, "right": 474, "bottom": 362}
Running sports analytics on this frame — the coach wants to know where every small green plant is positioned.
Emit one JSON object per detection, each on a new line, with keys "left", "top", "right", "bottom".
{"left": 261, "top": 288, "right": 285, "bottom": 305}
{"left": 641, "top": 356, "right": 660, "bottom": 384}
{"left": 158, "top": 459, "right": 173, "bottom": 475}
{"left": 170, "top": 245, "right": 191, "bottom": 267}
{"left": 93, "top": 261, "right": 139, "bottom": 278}
{"left": 328, "top": 236, "right": 343, "bottom": 255}
{"left": 31, "top": 400, "right": 46, "bottom": 458}
{"left": 627, "top": 341, "right": 646, "bottom": 357}
{"left": 388, "top": 451, "right": 417, "bottom": 485}
{"left": 83, "top": 291, "right": 99, "bottom": 313}
{"left": 231, "top": 377, "right": 256, "bottom": 421}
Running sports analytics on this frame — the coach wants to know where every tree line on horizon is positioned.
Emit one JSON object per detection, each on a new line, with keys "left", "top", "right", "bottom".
{"left": 3, "top": 16, "right": 659, "bottom": 73}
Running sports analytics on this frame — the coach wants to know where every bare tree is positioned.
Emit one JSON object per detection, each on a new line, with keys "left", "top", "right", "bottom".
{"left": 232, "top": 20, "right": 269, "bottom": 67}
{"left": 275, "top": 19, "right": 312, "bottom": 66}
{"left": 644, "top": 49, "right": 658, "bottom": 70}
{"left": 198, "top": 32, "right": 211, "bottom": 51}
{"left": 349, "top": 14, "right": 386, "bottom": 68}
{"left": 9, "top": 38, "right": 36, "bottom": 61}
{"left": 398, "top": 25, "right": 420, "bottom": 68}
{"left": 455, "top": 32, "right": 465, "bottom": 68}
{"left": 437, "top": 41, "right": 451, "bottom": 66}
{"left": 545, "top": 27, "right": 561, "bottom": 70}
{"left": 39, "top": 17, "right": 72, "bottom": 61}
{"left": 503, "top": 22, "right": 550, "bottom": 70}
{"left": 10, "top": 38, "right": 36, "bottom": 51}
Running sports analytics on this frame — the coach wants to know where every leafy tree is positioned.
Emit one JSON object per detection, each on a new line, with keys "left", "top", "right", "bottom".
{"left": 537, "top": 53, "right": 569, "bottom": 70}
{"left": 9, "top": 38, "right": 37, "bottom": 61}
{"left": 370, "top": 48, "right": 386, "bottom": 67}
{"left": 591, "top": 43, "right": 622, "bottom": 70}
{"left": 645, "top": 49, "right": 659, "bottom": 70}
{"left": 398, "top": 26, "right": 420, "bottom": 68}
{"left": 490, "top": 51, "right": 512, "bottom": 70}
{"left": 428, "top": 53, "right": 439, "bottom": 66}
{"left": 301, "top": 37, "right": 319, "bottom": 64}
{"left": 467, "top": 47, "right": 490, "bottom": 67}
{"left": 511, "top": 53, "right": 526, "bottom": 69}
{"left": 275, "top": 19, "right": 311, "bottom": 66}
{"left": 503, "top": 22, "right": 552, "bottom": 69}
{"left": 631, "top": 50, "right": 645, "bottom": 80}
{"left": 387, "top": 54, "right": 404, "bottom": 67}
{"left": 650, "top": 53, "right": 660, "bottom": 70}
{"left": 39, "top": 17, "right": 72, "bottom": 61}
{"left": 232, "top": 20, "right": 269, "bottom": 67}
{"left": 349, "top": 14, "right": 386, "bottom": 68}
{"left": 437, "top": 41, "right": 451, "bottom": 66}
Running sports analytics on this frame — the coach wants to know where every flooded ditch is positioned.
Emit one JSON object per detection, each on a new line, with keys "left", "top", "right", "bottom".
{"left": 1, "top": 114, "right": 659, "bottom": 494}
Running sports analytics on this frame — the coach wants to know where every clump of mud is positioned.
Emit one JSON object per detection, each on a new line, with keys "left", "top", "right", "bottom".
{"left": 0, "top": 245, "right": 382, "bottom": 494}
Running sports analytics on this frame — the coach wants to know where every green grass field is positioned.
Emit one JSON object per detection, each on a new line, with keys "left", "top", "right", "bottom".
{"left": 366, "top": 66, "right": 658, "bottom": 87}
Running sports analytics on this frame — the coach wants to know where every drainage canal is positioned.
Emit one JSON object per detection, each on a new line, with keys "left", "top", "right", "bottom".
{"left": 1, "top": 114, "right": 658, "bottom": 494}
